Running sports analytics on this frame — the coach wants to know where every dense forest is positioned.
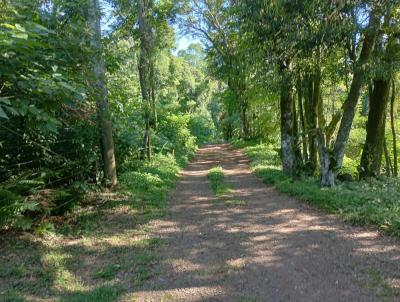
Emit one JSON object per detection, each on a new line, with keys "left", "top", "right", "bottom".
{"left": 0, "top": 0, "right": 222, "bottom": 231}
{"left": 1, "top": 0, "right": 400, "bottom": 231}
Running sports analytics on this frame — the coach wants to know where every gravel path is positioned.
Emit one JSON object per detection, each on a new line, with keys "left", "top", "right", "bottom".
{"left": 134, "top": 144, "right": 400, "bottom": 302}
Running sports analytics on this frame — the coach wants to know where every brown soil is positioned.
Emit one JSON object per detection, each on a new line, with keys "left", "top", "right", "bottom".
{"left": 133, "top": 144, "right": 400, "bottom": 302}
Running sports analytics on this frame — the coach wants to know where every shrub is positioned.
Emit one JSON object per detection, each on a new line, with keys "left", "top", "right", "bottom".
{"left": 207, "top": 167, "right": 231, "bottom": 195}
{"left": 158, "top": 114, "right": 197, "bottom": 159}
{"left": 189, "top": 111, "right": 216, "bottom": 145}
{"left": 0, "top": 188, "right": 39, "bottom": 230}
{"left": 120, "top": 153, "right": 180, "bottom": 207}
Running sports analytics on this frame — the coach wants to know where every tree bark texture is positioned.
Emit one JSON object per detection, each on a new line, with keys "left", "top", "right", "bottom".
{"left": 88, "top": 0, "right": 117, "bottom": 187}
{"left": 304, "top": 74, "right": 319, "bottom": 174}
{"left": 319, "top": 11, "right": 379, "bottom": 186}
{"left": 280, "top": 62, "right": 295, "bottom": 174}
{"left": 297, "top": 80, "right": 308, "bottom": 161}
{"left": 359, "top": 79, "right": 391, "bottom": 178}
{"left": 390, "top": 80, "right": 398, "bottom": 176}
{"left": 138, "top": 0, "right": 155, "bottom": 160}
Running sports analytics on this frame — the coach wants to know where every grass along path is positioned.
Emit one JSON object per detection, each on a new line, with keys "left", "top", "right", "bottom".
{"left": 234, "top": 140, "right": 400, "bottom": 237}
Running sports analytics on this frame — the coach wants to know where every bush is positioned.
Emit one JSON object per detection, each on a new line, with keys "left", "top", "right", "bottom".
{"left": 158, "top": 114, "right": 197, "bottom": 158}
{"left": 0, "top": 188, "right": 39, "bottom": 230}
{"left": 207, "top": 166, "right": 231, "bottom": 195}
{"left": 189, "top": 111, "right": 216, "bottom": 145}
{"left": 120, "top": 154, "right": 180, "bottom": 207}
{"left": 339, "top": 155, "right": 359, "bottom": 179}
{"left": 0, "top": 175, "right": 85, "bottom": 231}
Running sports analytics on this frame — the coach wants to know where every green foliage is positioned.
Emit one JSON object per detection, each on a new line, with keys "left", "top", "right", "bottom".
{"left": 0, "top": 173, "right": 87, "bottom": 230}
{"left": 122, "top": 172, "right": 164, "bottom": 192}
{"left": 240, "top": 141, "right": 400, "bottom": 237}
{"left": 35, "top": 221, "right": 55, "bottom": 236}
{"left": 1, "top": 0, "right": 218, "bottom": 231}
{"left": 208, "top": 167, "right": 224, "bottom": 183}
{"left": 207, "top": 167, "right": 231, "bottom": 196}
{"left": 339, "top": 156, "right": 359, "bottom": 179}
{"left": 94, "top": 264, "right": 121, "bottom": 280}
{"left": 189, "top": 110, "right": 217, "bottom": 144}
{"left": 0, "top": 188, "right": 38, "bottom": 230}
{"left": 120, "top": 154, "right": 180, "bottom": 208}
{"left": 158, "top": 114, "right": 197, "bottom": 159}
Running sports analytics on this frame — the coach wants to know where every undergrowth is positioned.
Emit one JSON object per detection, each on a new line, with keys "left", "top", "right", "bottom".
{"left": 0, "top": 153, "right": 183, "bottom": 301}
{"left": 234, "top": 140, "right": 400, "bottom": 237}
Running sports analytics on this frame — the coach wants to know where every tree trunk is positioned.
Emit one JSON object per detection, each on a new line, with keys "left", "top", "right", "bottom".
{"left": 317, "top": 129, "right": 335, "bottom": 186}
{"left": 360, "top": 79, "right": 391, "bottom": 178}
{"left": 88, "top": 0, "right": 117, "bottom": 187}
{"left": 391, "top": 79, "right": 398, "bottom": 176}
{"left": 292, "top": 91, "right": 302, "bottom": 173}
{"left": 240, "top": 98, "right": 249, "bottom": 140}
{"left": 304, "top": 74, "right": 318, "bottom": 174}
{"left": 150, "top": 61, "right": 157, "bottom": 129}
{"left": 280, "top": 62, "right": 295, "bottom": 174}
{"left": 319, "top": 11, "right": 379, "bottom": 186}
{"left": 383, "top": 138, "right": 392, "bottom": 177}
{"left": 138, "top": 0, "right": 153, "bottom": 160}
{"left": 297, "top": 80, "right": 308, "bottom": 161}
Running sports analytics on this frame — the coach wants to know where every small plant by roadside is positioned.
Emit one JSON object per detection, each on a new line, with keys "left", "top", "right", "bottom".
{"left": 225, "top": 199, "right": 248, "bottom": 207}
{"left": 208, "top": 167, "right": 248, "bottom": 208}
{"left": 207, "top": 167, "right": 232, "bottom": 196}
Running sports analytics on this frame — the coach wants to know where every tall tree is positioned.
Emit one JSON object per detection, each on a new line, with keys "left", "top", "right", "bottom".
{"left": 279, "top": 61, "right": 296, "bottom": 173}
{"left": 318, "top": 9, "right": 380, "bottom": 186}
{"left": 88, "top": 0, "right": 117, "bottom": 186}
{"left": 137, "top": 0, "right": 154, "bottom": 160}
{"left": 359, "top": 79, "right": 391, "bottom": 177}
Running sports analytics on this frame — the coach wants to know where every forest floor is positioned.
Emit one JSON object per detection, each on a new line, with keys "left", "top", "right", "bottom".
{"left": 1, "top": 143, "right": 400, "bottom": 301}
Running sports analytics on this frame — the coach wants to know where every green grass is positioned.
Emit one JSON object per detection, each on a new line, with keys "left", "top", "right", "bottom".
{"left": 225, "top": 199, "right": 248, "bottom": 207}
{"left": 135, "top": 238, "right": 164, "bottom": 250}
{"left": 132, "top": 252, "right": 159, "bottom": 266}
{"left": 0, "top": 153, "right": 183, "bottom": 301}
{"left": 94, "top": 264, "right": 121, "bottom": 280}
{"left": 207, "top": 167, "right": 232, "bottom": 195}
{"left": 60, "top": 284, "right": 125, "bottom": 302}
{"left": 234, "top": 140, "right": 400, "bottom": 237}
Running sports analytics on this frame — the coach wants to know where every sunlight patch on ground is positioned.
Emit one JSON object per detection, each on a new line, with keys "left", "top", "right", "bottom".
{"left": 131, "top": 285, "right": 227, "bottom": 301}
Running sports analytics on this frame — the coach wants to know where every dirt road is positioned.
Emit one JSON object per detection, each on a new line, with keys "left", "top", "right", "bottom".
{"left": 134, "top": 144, "right": 400, "bottom": 301}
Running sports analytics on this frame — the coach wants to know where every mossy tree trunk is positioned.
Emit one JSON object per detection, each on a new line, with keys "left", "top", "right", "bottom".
{"left": 390, "top": 80, "right": 398, "bottom": 176}
{"left": 304, "top": 72, "right": 319, "bottom": 175}
{"left": 297, "top": 79, "right": 308, "bottom": 161}
{"left": 359, "top": 79, "right": 391, "bottom": 178}
{"left": 279, "top": 61, "right": 295, "bottom": 174}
